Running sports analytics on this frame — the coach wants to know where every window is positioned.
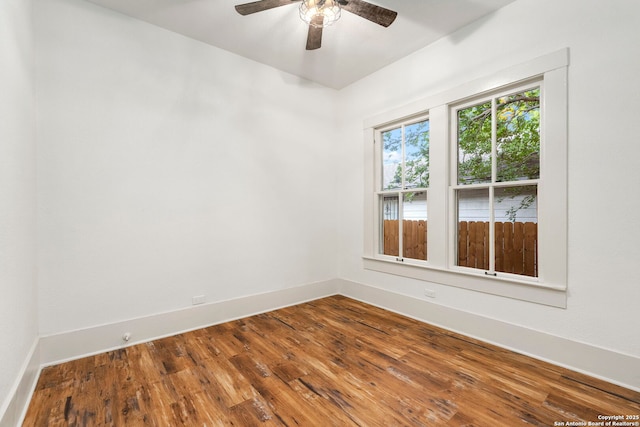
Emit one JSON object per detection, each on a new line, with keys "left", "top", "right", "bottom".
{"left": 363, "top": 49, "right": 568, "bottom": 307}
{"left": 378, "top": 117, "right": 430, "bottom": 262}
{"left": 453, "top": 84, "right": 540, "bottom": 279}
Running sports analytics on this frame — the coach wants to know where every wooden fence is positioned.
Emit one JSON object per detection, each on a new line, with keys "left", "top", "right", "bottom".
{"left": 383, "top": 220, "right": 427, "bottom": 261}
{"left": 383, "top": 220, "right": 538, "bottom": 277}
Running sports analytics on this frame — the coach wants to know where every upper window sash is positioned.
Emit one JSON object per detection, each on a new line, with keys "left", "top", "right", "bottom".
{"left": 376, "top": 115, "right": 430, "bottom": 193}
{"left": 450, "top": 80, "right": 542, "bottom": 188}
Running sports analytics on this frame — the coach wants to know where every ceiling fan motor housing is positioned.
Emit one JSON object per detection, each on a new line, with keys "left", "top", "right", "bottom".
{"left": 299, "top": 0, "right": 342, "bottom": 28}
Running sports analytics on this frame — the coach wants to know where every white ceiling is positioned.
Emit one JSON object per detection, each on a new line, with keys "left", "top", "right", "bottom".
{"left": 84, "top": 0, "right": 515, "bottom": 89}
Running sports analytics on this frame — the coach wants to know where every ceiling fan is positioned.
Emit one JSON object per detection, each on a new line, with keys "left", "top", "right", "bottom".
{"left": 234, "top": 0, "right": 397, "bottom": 50}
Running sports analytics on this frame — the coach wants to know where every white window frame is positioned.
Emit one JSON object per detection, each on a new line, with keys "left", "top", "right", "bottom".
{"left": 363, "top": 49, "right": 568, "bottom": 308}
{"left": 449, "top": 80, "right": 541, "bottom": 278}
{"left": 375, "top": 114, "right": 430, "bottom": 265}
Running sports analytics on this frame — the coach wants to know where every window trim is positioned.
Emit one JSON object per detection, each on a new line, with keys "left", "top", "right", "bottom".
{"left": 363, "top": 49, "right": 568, "bottom": 308}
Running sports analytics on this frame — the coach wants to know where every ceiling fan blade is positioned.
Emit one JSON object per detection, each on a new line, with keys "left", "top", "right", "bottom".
{"left": 306, "top": 16, "right": 324, "bottom": 50}
{"left": 235, "top": 0, "right": 300, "bottom": 16}
{"left": 338, "top": 0, "right": 397, "bottom": 27}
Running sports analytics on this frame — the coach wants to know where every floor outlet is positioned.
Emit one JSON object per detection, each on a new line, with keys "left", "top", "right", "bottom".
{"left": 424, "top": 289, "right": 436, "bottom": 298}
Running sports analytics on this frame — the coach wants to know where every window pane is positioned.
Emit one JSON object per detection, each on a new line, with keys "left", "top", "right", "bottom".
{"left": 457, "top": 101, "right": 492, "bottom": 185}
{"left": 382, "top": 127, "right": 402, "bottom": 190}
{"left": 404, "top": 120, "right": 430, "bottom": 189}
{"left": 497, "top": 88, "right": 540, "bottom": 182}
{"left": 457, "top": 188, "right": 490, "bottom": 270}
{"left": 494, "top": 186, "right": 538, "bottom": 277}
{"left": 403, "top": 192, "right": 427, "bottom": 261}
{"left": 380, "top": 195, "right": 399, "bottom": 256}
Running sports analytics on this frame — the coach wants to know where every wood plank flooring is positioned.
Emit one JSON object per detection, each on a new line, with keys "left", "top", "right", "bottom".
{"left": 23, "top": 295, "right": 640, "bottom": 426}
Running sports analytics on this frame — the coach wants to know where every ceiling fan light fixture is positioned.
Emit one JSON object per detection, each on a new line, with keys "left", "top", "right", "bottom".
{"left": 299, "top": 0, "right": 341, "bottom": 28}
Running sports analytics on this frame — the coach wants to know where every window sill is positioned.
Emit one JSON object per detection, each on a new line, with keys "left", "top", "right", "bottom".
{"left": 362, "top": 256, "right": 567, "bottom": 308}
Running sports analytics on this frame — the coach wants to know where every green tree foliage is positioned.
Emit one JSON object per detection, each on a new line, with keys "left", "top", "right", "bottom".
{"left": 383, "top": 120, "right": 430, "bottom": 191}
{"left": 496, "top": 89, "right": 541, "bottom": 182}
{"left": 458, "top": 88, "right": 540, "bottom": 184}
{"left": 457, "top": 100, "right": 493, "bottom": 184}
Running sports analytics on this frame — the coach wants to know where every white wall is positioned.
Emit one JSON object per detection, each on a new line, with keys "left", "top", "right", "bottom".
{"left": 337, "top": 0, "right": 640, "bottom": 358}
{"left": 7, "top": 0, "right": 636, "bottom": 411}
{"left": 35, "top": 0, "right": 339, "bottom": 336}
{"left": 0, "top": 0, "right": 39, "bottom": 420}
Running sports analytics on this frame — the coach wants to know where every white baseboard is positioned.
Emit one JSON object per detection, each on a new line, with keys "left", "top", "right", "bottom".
{"left": 0, "top": 338, "right": 40, "bottom": 427}
{"left": 39, "top": 279, "right": 340, "bottom": 366}
{"left": 337, "top": 279, "right": 640, "bottom": 392}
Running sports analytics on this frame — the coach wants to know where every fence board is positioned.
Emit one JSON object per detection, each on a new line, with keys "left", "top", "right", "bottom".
{"left": 403, "top": 219, "right": 414, "bottom": 259}
{"left": 495, "top": 222, "right": 504, "bottom": 272}
{"left": 482, "top": 222, "right": 489, "bottom": 270}
{"left": 458, "top": 221, "right": 468, "bottom": 267}
{"left": 383, "top": 220, "right": 399, "bottom": 257}
{"left": 468, "top": 221, "right": 478, "bottom": 269}
{"left": 513, "top": 222, "right": 524, "bottom": 275}
{"left": 524, "top": 222, "right": 537, "bottom": 277}
{"left": 503, "top": 222, "right": 514, "bottom": 273}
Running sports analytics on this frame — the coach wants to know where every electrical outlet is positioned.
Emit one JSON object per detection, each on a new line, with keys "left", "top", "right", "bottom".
{"left": 424, "top": 289, "right": 436, "bottom": 298}
{"left": 192, "top": 295, "right": 206, "bottom": 305}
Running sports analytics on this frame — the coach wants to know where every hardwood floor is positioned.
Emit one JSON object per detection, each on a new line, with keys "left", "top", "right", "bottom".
{"left": 23, "top": 295, "right": 640, "bottom": 426}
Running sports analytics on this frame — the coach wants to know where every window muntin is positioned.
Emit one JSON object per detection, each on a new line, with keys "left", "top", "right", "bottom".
{"left": 453, "top": 83, "right": 541, "bottom": 279}
{"left": 378, "top": 118, "right": 429, "bottom": 261}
